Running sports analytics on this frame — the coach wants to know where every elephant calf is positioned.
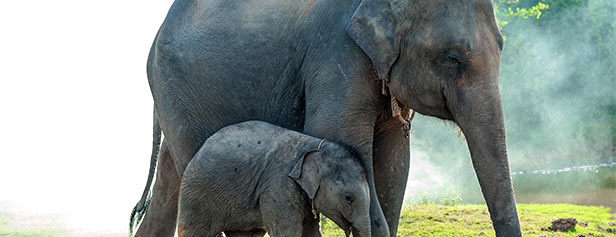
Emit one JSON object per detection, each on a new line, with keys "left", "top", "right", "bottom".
{"left": 177, "top": 121, "right": 371, "bottom": 237}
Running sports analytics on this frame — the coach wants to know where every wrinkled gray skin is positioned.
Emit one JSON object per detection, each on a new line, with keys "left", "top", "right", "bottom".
{"left": 132, "top": 0, "right": 521, "bottom": 236}
{"left": 177, "top": 121, "right": 371, "bottom": 237}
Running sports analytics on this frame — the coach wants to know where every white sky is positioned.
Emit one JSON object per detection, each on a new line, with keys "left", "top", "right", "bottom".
{"left": 0, "top": 0, "right": 174, "bottom": 234}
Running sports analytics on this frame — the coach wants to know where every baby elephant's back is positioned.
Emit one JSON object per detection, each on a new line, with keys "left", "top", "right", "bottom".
{"left": 197, "top": 120, "right": 294, "bottom": 165}
{"left": 184, "top": 121, "right": 304, "bottom": 187}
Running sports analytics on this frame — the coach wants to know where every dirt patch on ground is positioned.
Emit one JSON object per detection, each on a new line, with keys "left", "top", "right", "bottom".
{"left": 549, "top": 218, "right": 577, "bottom": 232}
{"left": 597, "top": 225, "right": 615, "bottom": 233}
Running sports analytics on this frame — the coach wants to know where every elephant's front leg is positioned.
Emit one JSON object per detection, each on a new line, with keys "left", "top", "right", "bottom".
{"left": 372, "top": 110, "right": 411, "bottom": 236}
{"left": 303, "top": 73, "right": 390, "bottom": 236}
{"left": 259, "top": 199, "right": 306, "bottom": 237}
{"left": 304, "top": 114, "right": 390, "bottom": 236}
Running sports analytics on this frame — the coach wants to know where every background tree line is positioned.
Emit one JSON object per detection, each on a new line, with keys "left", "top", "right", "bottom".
{"left": 495, "top": 0, "right": 615, "bottom": 169}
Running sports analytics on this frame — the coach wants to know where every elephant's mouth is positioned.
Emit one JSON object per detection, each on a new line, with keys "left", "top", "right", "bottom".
{"left": 340, "top": 218, "right": 354, "bottom": 236}
{"left": 441, "top": 88, "right": 456, "bottom": 120}
{"left": 332, "top": 215, "right": 352, "bottom": 236}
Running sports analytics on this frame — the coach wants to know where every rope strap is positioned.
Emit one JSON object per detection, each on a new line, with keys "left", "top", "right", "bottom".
{"left": 383, "top": 79, "right": 416, "bottom": 138}
{"left": 390, "top": 88, "right": 412, "bottom": 126}
{"left": 317, "top": 139, "right": 326, "bottom": 150}
{"left": 312, "top": 199, "right": 319, "bottom": 219}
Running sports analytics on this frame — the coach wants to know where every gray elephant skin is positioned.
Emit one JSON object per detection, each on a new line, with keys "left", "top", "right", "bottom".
{"left": 177, "top": 121, "right": 370, "bottom": 237}
{"left": 130, "top": 0, "right": 522, "bottom": 236}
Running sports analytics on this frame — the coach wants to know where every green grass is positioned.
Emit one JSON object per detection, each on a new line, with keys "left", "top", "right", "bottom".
{"left": 322, "top": 204, "right": 616, "bottom": 236}
{"left": 0, "top": 213, "right": 68, "bottom": 237}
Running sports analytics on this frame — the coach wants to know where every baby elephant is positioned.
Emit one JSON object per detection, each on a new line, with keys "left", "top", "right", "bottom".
{"left": 178, "top": 120, "right": 371, "bottom": 237}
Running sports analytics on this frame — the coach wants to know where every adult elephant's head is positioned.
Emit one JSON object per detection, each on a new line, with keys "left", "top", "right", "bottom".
{"left": 346, "top": 0, "right": 521, "bottom": 235}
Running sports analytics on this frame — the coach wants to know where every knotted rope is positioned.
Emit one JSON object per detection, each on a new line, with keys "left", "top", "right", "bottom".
{"left": 382, "top": 79, "right": 416, "bottom": 138}
{"left": 312, "top": 199, "right": 319, "bottom": 219}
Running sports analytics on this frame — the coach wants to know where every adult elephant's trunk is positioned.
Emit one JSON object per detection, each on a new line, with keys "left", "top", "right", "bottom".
{"left": 452, "top": 82, "right": 522, "bottom": 236}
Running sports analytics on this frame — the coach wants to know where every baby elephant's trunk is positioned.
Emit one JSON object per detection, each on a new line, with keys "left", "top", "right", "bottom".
{"left": 350, "top": 215, "right": 372, "bottom": 237}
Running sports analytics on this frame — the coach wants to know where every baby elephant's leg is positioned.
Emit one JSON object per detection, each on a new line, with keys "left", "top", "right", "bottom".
{"left": 224, "top": 230, "right": 266, "bottom": 237}
{"left": 259, "top": 195, "right": 305, "bottom": 236}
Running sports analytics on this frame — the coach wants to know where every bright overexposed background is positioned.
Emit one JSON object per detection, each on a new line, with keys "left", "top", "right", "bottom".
{"left": 0, "top": 0, "right": 174, "bottom": 234}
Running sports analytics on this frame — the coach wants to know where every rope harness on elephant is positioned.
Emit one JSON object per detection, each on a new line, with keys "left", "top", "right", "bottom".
{"left": 317, "top": 139, "right": 326, "bottom": 150}
{"left": 312, "top": 200, "right": 319, "bottom": 219}
{"left": 382, "top": 79, "right": 416, "bottom": 138}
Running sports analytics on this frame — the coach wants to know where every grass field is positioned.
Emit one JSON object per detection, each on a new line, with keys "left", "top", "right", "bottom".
{"left": 322, "top": 204, "right": 615, "bottom": 236}
{"left": 1, "top": 204, "right": 614, "bottom": 236}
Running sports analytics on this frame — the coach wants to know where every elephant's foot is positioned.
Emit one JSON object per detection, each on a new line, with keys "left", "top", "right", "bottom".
{"left": 135, "top": 141, "right": 181, "bottom": 237}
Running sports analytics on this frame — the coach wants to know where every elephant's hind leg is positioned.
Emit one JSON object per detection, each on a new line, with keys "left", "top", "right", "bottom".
{"left": 135, "top": 140, "right": 181, "bottom": 237}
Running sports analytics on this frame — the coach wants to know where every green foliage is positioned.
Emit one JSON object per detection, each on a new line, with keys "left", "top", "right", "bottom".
{"left": 496, "top": 0, "right": 616, "bottom": 170}
{"left": 495, "top": 1, "right": 550, "bottom": 30}
{"left": 407, "top": 191, "right": 463, "bottom": 206}
{"left": 499, "top": 2, "right": 550, "bottom": 20}
{"left": 413, "top": 192, "right": 437, "bottom": 206}
{"left": 321, "top": 204, "right": 616, "bottom": 236}
{"left": 440, "top": 191, "right": 463, "bottom": 207}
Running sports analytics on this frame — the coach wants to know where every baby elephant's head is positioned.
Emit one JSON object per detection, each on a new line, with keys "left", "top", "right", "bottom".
{"left": 288, "top": 141, "right": 371, "bottom": 236}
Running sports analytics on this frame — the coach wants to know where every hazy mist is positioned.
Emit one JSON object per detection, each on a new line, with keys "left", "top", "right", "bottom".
{"left": 405, "top": 0, "right": 616, "bottom": 203}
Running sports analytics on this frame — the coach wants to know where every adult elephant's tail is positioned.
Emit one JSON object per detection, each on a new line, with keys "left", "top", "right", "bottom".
{"left": 129, "top": 108, "right": 162, "bottom": 236}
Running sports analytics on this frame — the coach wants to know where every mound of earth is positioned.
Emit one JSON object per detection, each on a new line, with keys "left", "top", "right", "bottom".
{"left": 549, "top": 218, "right": 578, "bottom": 232}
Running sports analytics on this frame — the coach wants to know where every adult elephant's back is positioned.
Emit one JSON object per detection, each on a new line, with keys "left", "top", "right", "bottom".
{"left": 147, "top": 0, "right": 315, "bottom": 173}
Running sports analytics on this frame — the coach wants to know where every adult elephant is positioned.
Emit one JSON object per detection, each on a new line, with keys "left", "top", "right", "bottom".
{"left": 130, "top": 0, "right": 521, "bottom": 236}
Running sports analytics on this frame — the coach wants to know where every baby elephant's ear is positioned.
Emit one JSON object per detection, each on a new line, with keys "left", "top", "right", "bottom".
{"left": 288, "top": 150, "right": 321, "bottom": 199}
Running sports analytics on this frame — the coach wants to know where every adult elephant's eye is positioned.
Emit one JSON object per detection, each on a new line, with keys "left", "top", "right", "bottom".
{"left": 344, "top": 193, "right": 354, "bottom": 204}
{"left": 437, "top": 49, "right": 462, "bottom": 71}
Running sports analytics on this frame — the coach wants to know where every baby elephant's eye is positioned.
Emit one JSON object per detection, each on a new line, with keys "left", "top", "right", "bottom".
{"left": 344, "top": 193, "right": 354, "bottom": 204}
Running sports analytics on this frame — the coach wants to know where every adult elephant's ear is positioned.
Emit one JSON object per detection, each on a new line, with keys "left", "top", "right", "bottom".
{"left": 346, "top": 0, "right": 401, "bottom": 80}
{"left": 288, "top": 150, "right": 321, "bottom": 199}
